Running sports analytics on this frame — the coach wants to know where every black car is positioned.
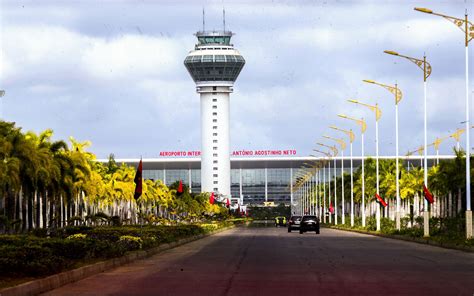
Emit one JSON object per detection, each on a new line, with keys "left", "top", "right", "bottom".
{"left": 299, "top": 215, "right": 320, "bottom": 234}
{"left": 287, "top": 215, "right": 302, "bottom": 232}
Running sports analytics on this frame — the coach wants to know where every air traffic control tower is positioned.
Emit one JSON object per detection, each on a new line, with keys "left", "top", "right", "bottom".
{"left": 184, "top": 29, "right": 245, "bottom": 198}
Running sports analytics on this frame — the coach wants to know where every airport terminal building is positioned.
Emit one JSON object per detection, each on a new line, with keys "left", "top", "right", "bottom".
{"left": 112, "top": 150, "right": 445, "bottom": 206}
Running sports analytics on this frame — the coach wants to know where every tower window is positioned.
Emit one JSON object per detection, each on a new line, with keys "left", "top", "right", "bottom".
{"left": 213, "top": 98, "right": 217, "bottom": 102}
{"left": 213, "top": 133, "right": 218, "bottom": 136}
{"left": 214, "top": 181, "right": 218, "bottom": 184}
{"left": 213, "top": 160, "right": 218, "bottom": 163}
{"left": 213, "top": 112, "right": 217, "bottom": 116}
{"left": 213, "top": 147, "right": 217, "bottom": 150}
{"left": 213, "top": 105, "right": 217, "bottom": 109}
{"left": 213, "top": 174, "right": 218, "bottom": 177}
{"left": 213, "top": 153, "right": 218, "bottom": 157}
{"left": 213, "top": 139, "right": 218, "bottom": 143}
{"left": 213, "top": 126, "right": 217, "bottom": 129}
{"left": 213, "top": 119, "right": 217, "bottom": 123}
{"left": 212, "top": 93, "right": 217, "bottom": 96}
{"left": 214, "top": 188, "right": 218, "bottom": 191}
{"left": 213, "top": 167, "right": 218, "bottom": 170}
{"left": 213, "top": 86, "right": 217, "bottom": 91}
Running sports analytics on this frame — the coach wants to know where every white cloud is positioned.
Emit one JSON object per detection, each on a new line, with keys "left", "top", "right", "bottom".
{"left": 82, "top": 35, "right": 186, "bottom": 81}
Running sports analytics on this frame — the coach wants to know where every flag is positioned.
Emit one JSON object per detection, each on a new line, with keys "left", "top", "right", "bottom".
{"left": 226, "top": 198, "right": 230, "bottom": 207}
{"left": 329, "top": 203, "right": 334, "bottom": 214}
{"left": 209, "top": 192, "right": 215, "bottom": 205}
{"left": 133, "top": 159, "right": 143, "bottom": 200}
{"left": 375, "top": 193, "right": 388, "bottom": 208}
{"left": 423, "top": 185, "right": 434, "bottom": 204}
{"left": 177, "top": 180, "right": 183, "bottom": 193}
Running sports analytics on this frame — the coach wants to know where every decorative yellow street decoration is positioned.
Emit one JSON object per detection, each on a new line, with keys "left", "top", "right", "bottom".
{"left": 338, "top": 114, "right": 367, "bottom": 133}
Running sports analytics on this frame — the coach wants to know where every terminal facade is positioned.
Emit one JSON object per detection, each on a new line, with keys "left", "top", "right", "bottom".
{"left": 111, "top": 155, "right": 443, "bottom": 206}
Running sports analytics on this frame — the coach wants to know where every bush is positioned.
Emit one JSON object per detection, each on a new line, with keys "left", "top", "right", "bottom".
{"left": 67, "top": 233, "right": 87, "bottom": 240}
{"left": 0, "top": 245, "right": 67, "bottom": 276}
{"left": 118, "top": 235, "right": 142, "bottom": 250}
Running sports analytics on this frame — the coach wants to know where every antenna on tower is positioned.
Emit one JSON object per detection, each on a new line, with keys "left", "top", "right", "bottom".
{"left": 223, "top": 7, "right": 226, "bottom": 32}
{"left": 202, "top": 7, "right": 205, "bottom": 32}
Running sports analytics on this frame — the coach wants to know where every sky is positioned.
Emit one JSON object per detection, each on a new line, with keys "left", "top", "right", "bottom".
{"left": 1, "top": 0, "right": 473, "bottom": 159}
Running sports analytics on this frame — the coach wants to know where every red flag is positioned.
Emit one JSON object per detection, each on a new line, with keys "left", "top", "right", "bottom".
{"left": 133, "top": 159, "right": 143, "bottom": 200}
{"left": 329, "top": 203, "right": 334, "bottom": 214}
{"left": 423, "top": 185, "right": 434, "bottom": 204}
{"left": 177, "top": 180, "right": 183, "bottom": 193}
{"left": 209, "top": 192, "right": 215, "bottom": 205}
{"left": 226, "top": 198, "right": 230, "bottom": 207}
{"left": 375, "top": 193, "right": 388, "bottom": 208}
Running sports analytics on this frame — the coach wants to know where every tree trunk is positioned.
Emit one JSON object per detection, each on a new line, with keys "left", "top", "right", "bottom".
{"left": 448, "top": 192, "right": 453, "bottom": 218}
{"left": 457, "top": 188, "right": 462, "bottom": 215}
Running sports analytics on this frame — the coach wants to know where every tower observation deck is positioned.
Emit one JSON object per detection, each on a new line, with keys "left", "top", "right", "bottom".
{"left": 184, "top": 30, "right": 245, "bottom": 199}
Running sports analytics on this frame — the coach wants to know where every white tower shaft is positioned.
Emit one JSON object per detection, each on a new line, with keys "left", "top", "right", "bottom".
{"left": 199, "top": 85, "right": 232, "bottom": 197}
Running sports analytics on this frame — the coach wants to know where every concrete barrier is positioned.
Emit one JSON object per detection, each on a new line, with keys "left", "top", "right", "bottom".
{"left": 0, "top": 225, "right": 235, "bottom": 296}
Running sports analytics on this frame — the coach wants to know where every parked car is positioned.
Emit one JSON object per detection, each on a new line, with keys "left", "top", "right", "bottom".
{"left": 275, "top": 216, "right": 286, "bottom": 227}
{"left": 287, "top": 215, "right": 302, "bottom": 232}
{"left": 299, "top": 215, "right": 320, "bottom": 234}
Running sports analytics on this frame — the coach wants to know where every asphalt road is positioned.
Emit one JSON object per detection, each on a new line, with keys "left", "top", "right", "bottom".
{"left": 42, "top": 226, "right": 474, "bottom": 296}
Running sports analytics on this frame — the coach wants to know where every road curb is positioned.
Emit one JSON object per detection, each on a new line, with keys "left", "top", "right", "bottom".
{"left": 324, "top": 225, "right": 474, "bottom": 253}
{"left": 0, "top": 225, "right": 235, "bottom": 296}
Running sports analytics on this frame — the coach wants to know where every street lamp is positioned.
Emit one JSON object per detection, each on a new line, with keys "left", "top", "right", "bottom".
{"left": 429, "top": 136, "right": 449, "bottom": 165}
{"left": 314, "top": 149, "right": 331, "bottom": 223}
{"left": 348, "top": 99, "right": 384, "bottom": 232}
{"left": 339, "top": 114, "right": 367, "bottom": 226}
{"left": 363, "top": 79, "right": 403, "bottom": 230}
{"left": 317, "top": 142, "right": 338, "bottom": 224}
{"left": 450, "top": 128, "right": 465, "bottom": 150}
{"left": 414, "top": 5, "right": 474, "bottom": 238}
{"left": 324, "top": 135, "right": 347, "bottom": 225}
{"left": 384, "top": 49, "right": 432, "bottom": 237}
{"left": 330, "top": 126, "right": 356, "bottom": 226}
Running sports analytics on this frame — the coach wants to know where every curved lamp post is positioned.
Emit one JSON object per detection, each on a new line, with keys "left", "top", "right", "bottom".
{"left": 348, "top": 99, "right": 383, "bottom": 231}
{"left": 415, "top": 6, "right": 473, "bottom": 239}
{"left": 324, "top": 135, "right": 347, "bottom": 225}
{"left": 330, "top": 126, "right": 355, "bottom": 226}
{"left": 363, "top": 79, "right": 403, "bottom": 230}
{"left": 339, "top": 114, "right": 367, "bottom": 226}
{"left": 314, "top": 149, "right": 331, "bottom": 223}
{"left": 317, "top": 143, "right": 338, "bottom": 224}
{"left": 384, "top": 50, "right": 432, "bottom": 237}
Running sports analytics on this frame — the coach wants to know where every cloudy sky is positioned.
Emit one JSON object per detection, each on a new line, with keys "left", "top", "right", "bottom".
{"left": 1, "top": 0, "right": 473, "bottom": 159}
